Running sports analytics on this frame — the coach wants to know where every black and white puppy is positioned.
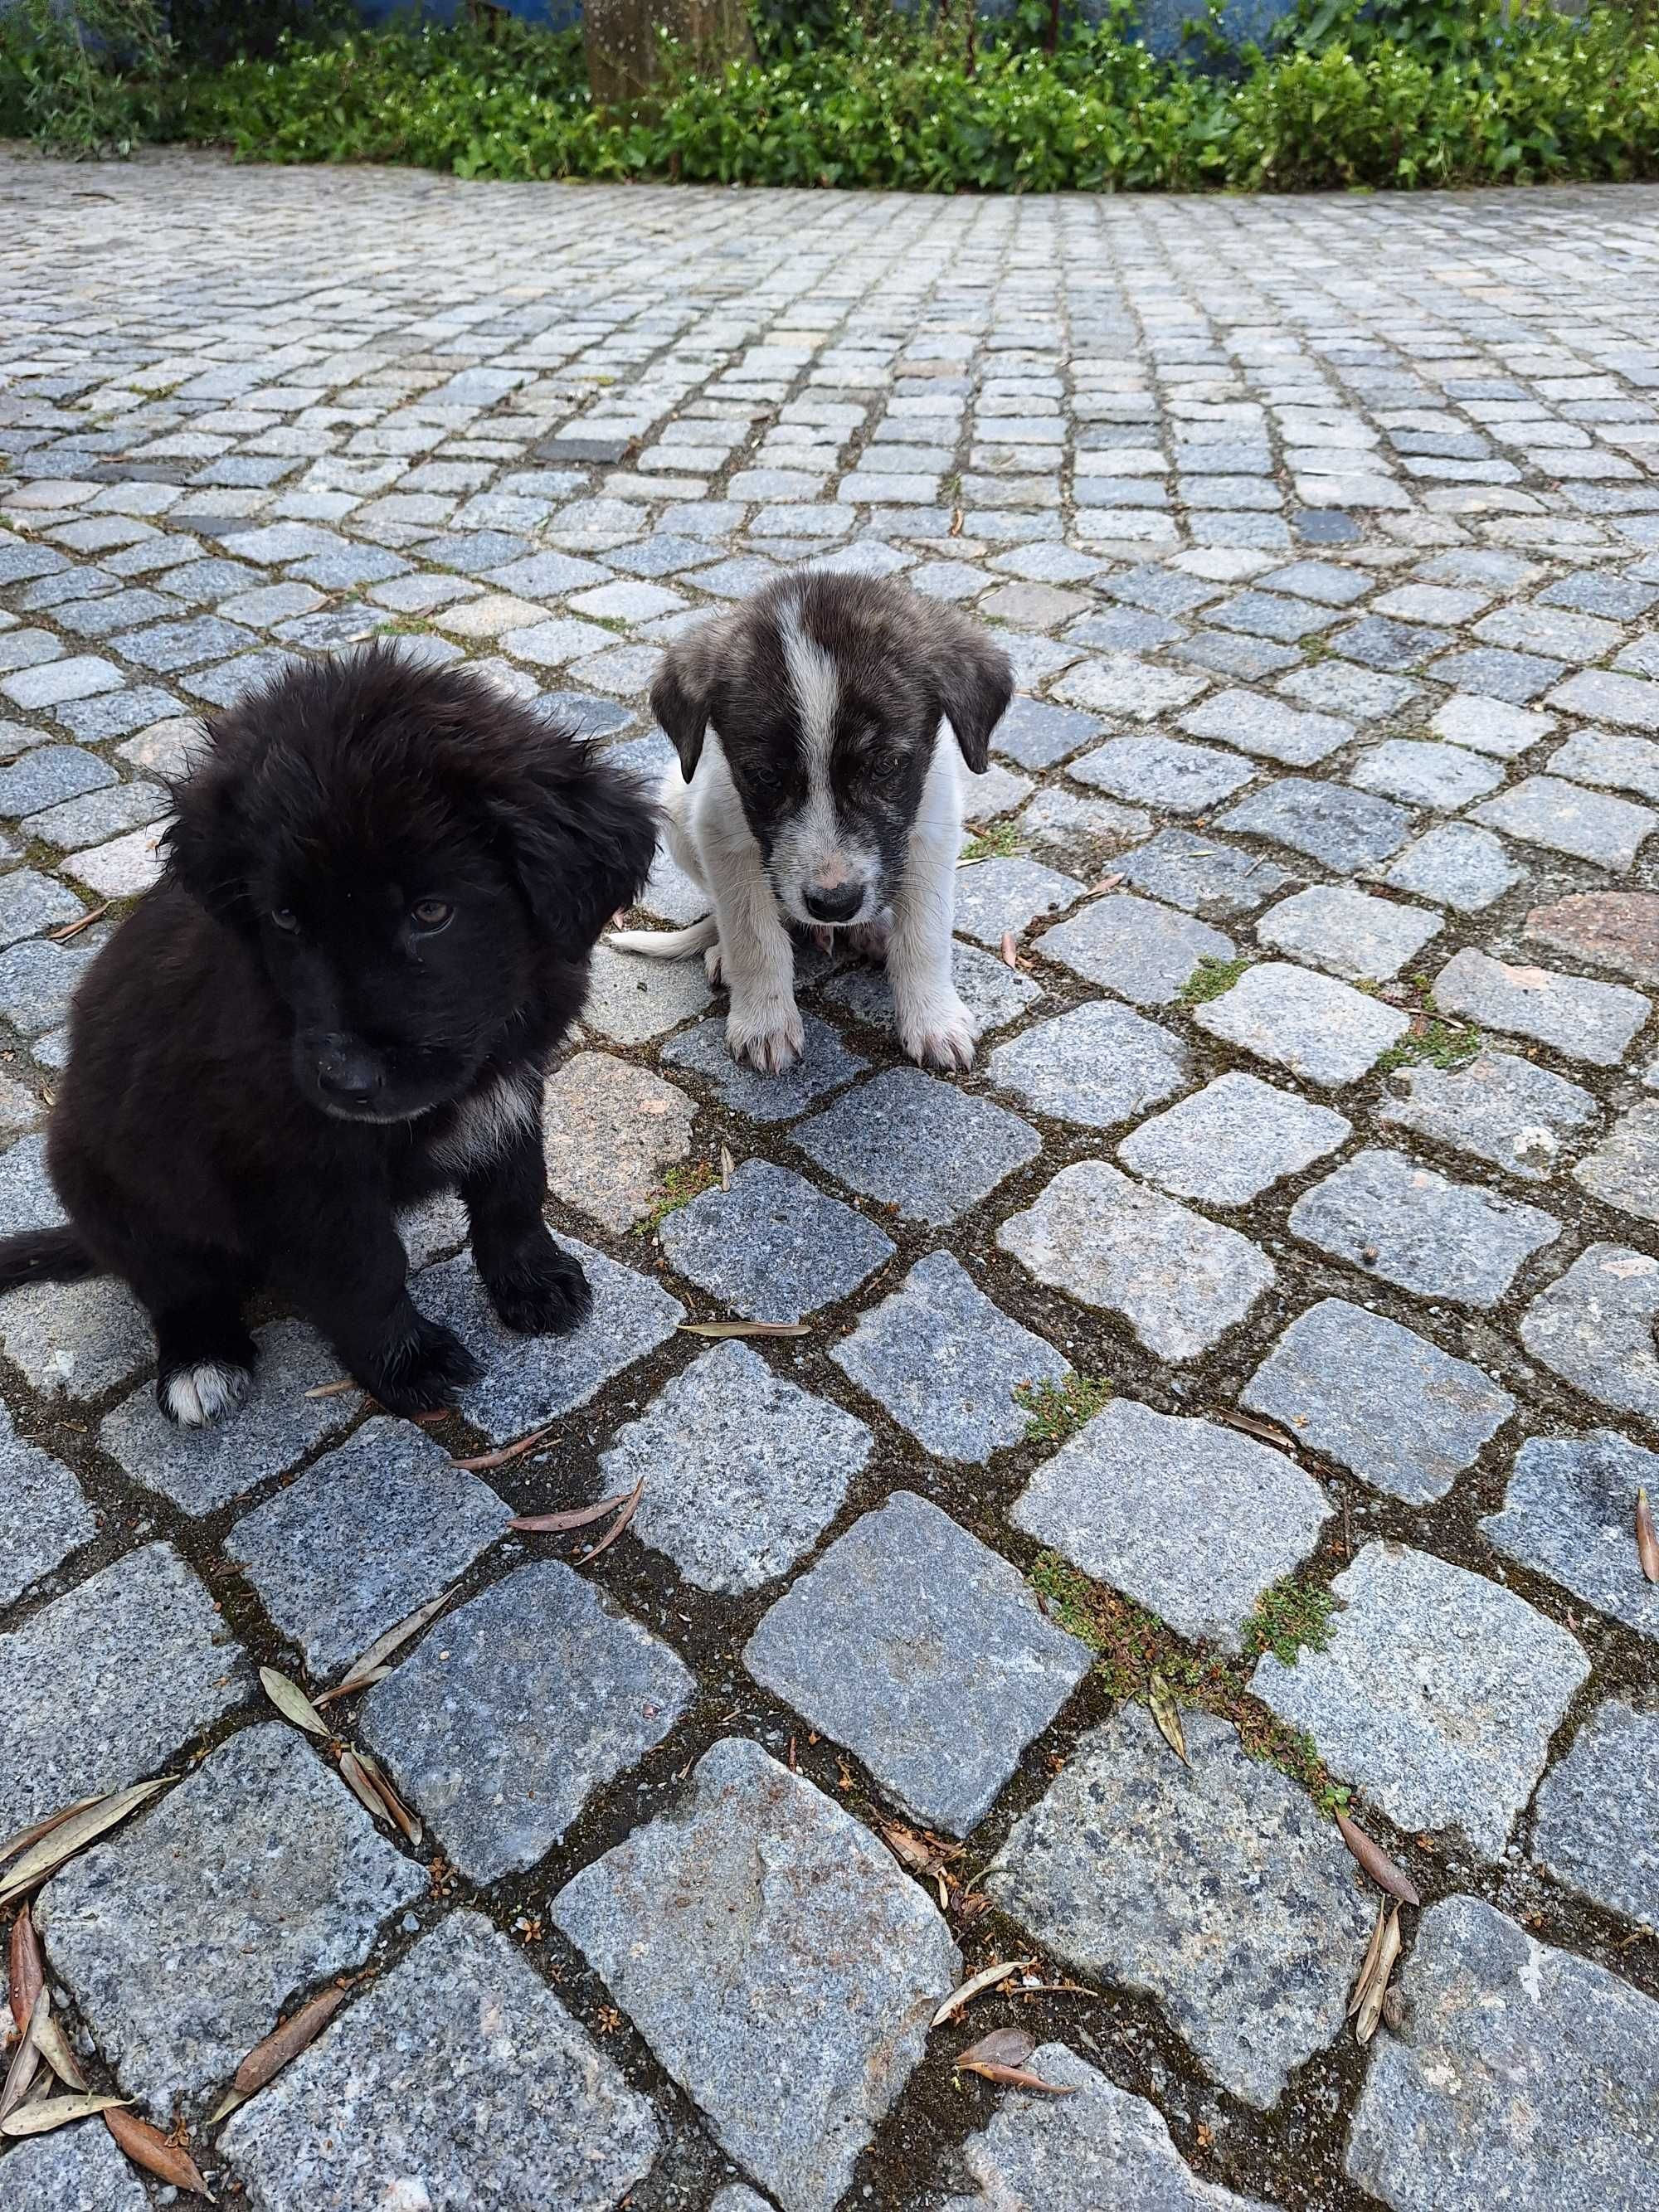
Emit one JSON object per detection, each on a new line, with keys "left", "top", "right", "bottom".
{"left": 0, "top": 647, "right": 655, "bottom": 1426}
{"left": 611, "top": 571, "right": 1013, "bottom": 1072}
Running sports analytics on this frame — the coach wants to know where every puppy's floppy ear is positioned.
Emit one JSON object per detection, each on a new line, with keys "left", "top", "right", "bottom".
{"left": 650, "top": 618, "right": 725, "bottom": 781}
{"left": 924, "top": 605, "right": 1014, "bottom": 775}
{"left": 160, "top": 716, "right": 258, "bottom": 931}
{"left": 489, "top": 741, "right": 659, "bottom": 960}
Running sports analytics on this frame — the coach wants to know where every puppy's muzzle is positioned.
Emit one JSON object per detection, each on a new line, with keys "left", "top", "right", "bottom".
{"left": 802, "top": 878, "right": 866, "bottom": 924}
{"left": 311, "top": 1034, "right": 385, "bottom": 1113}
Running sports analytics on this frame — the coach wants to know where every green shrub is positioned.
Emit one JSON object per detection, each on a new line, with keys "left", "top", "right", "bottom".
{"left": 0, "top": 0, "right": 171, "bottom": 155}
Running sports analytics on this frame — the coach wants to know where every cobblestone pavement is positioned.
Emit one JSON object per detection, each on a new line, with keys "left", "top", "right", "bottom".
{"left": 2, "top": 152, "right": 1658, "bottom": 2210}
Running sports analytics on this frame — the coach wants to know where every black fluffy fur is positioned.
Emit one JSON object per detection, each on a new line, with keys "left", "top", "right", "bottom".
{"left": 0, "top": 648, "right": 656, "bottom": 1425}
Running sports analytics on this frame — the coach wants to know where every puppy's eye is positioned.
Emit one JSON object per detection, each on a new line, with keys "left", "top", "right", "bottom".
{"left": 410, "top": 899, "right": 454, "bottom": 933}
{"left": 873, "top": 748, "right": 905, "bottom": 779}
{"left": 270, "top": 908, "right": 299, "bottom": 934}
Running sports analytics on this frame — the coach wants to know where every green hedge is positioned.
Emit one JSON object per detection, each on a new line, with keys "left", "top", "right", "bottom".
{"left": 7, "top": 2, "right": 1659, "bottom": 192}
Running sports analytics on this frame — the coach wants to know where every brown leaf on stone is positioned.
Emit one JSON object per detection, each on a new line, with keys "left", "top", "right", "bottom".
{"left": 931, "top": 1959, "right": 1035, "bottom": 2029}
{"left": 33, "top": 2011, "right": 85, "bottom": 2093}
{"left": 0, "top": 1783, "right": 168, "bottom": 1908}
{"left": 679, "top": 1319, "right": 810, "bottom": 1339}
{"left": 337, "top": 1752, "right": 391, "bottom": 1829}
{"left": 956, "top": 2027, "right": 1036, "bottom": 2070}
{"left": 578, "top": 1476, "right": 645, "bottom": 1563}
{"left": 210, "top": 1984, "right": 350, "bottom": 2124}
{"left": 878, "top": 1821, "right": 937, "bottom": 1874}
{"left": 303, "top": 1378, "right": 356, "bottom": 1400}
{"left": 451, "top": 1422, "right": 558, "bottom": 1473}
{"left": 311, "top": 1666, "right": 391, "bottom": 1707}
{"left": 1335, "top": 1810, "right": 1421, "bottom": 1907}
{"left": 259, "top": 1667, "right": 331, "bottom": 1740}
{"left": 0, "top": 1797, "right": 100, "bottom": 1874}
{"left": 353, "top": 1751, "right": 422, "bottom": 1849}
{"left": 0, "top": 1986, "right": 46, "bottom": 2123}
{"left": 7, "top": 1906, "right": 42, "bottom": 2035}
{"left": 1637, "top": 1487, "right": 1659, "bottom": 1584}
{"left": 1, "top": 2092, "right": 129, "bottom": 2137}
{"left": 999, "top": 931, "right": 1019, "bottom": 970}
{"left": 1354, "top": 1903, "right": 1402, "bottom": 2046}
{"left": 959, "top": 2059, "right": 1077, "bottom": 2095}
{"left": 1147, "top": 1673, "right": 1190, "bottom": 1767}
{"left": 46, "top": 902, "right": 112, "bottom": 945}
{"left": 1347, "top": 1898, "right": 1389, "bottom": 2020}
{"left": 508, "top": 1490, "right": 635, "bottom": 1534}
{"left": 1217, "top": 1409, "right": 1297, "bottom": 1453}
{"left": 104, "top": 2107, "right": 212, "bottom": 2195}
{"left": 719, "top": 1145, "right": 736, "bottom": 1192}
{"left": 322, "top": 1593, "right": 450, "bottom": 1699}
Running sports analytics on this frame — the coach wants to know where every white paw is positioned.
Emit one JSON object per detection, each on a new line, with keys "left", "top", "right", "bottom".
{"left": 898, "top": 992, "right": 978, "bottom": 1073}
{"left": 704, "top": 940, "right": 726, "bottom": 988}
{"left": 160, "top": 1359, "right": 252, "bottom": 1428}
{"left": 727, "top": 999, "right": 805, "bottom": 1073}
{"left": 846, "top": 916, "right": 893, "bottom": 964}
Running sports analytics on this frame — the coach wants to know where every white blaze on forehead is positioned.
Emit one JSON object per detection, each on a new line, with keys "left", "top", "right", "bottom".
{"left": 779, "top": 596, "right": 840, "bottom": 772}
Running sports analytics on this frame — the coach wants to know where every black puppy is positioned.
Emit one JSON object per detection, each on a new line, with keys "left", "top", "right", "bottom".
{"left": 0, "top": 647, "right": 655, "bottom": 1427}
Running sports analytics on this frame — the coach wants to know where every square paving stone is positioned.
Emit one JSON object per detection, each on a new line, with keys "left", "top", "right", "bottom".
{"left": 1379, "top": 1051, "right": 1598, "bottom": 1184}
{"left": 794, "top": 1067, "right": 1039, "bottom": 1226}
{"left": 0, "top": 2122, "right": 149, "bottom": 2212}
{"left": 986, "top": 1705, "right": 1372, "bottom": 2112}
{"left": 1038, "top": 892, "right": 1235, "bottom": 1007}
{"left": 1289, "top": 1148, "right": 1559, "bottom": 1305}
{"left": 1118, "top": 829, "right": 1292, "bottom": 920}
{"left": 1482, "top": 1427, "right": 1659, "bottom": 1640}
{"left": 0, "top": 868, "right": 84, "bottom": 950}
{"left": 1254, "top": 883, "right": 1442, "bottom": 984}
{"left": 1430, "top": 693, "right": 1554, "bottom": 758}
{"left": 0, "top": 1271, "right": 150, "bottom": 1402}
{"left": 417, "top": 1237, "right": 684, "bottom": 1442}
{"left": 1178, "top": 688, "right": 1353, "bottom": 768}
{"left": 552, "top": 1738, "right": 959, "bottom": 2212}
{"left": 1344, "top": 1895, "right": 1659, "bottom": 2212}
{"left": 1380, "top": 824, "right": 1524, "bottom": 913}
{"left": 1547, "top": 727, "right": 1659, "bottom": 805}
{"left": 1117, "top": 1071, "right": 1350, "bottom": 1206}
{"left": 988, "top": 999, "right": 1191, "bottom": 1130}
{"left": 1011, "top": 1398, "right": 1331, "bottom": 1651}
{"left": 1253, "top": 1541, "right": 1586, "bottom": 1857}
{"left": 1569, "top": 1094, "right": 1659, "bottom": 1222}
{"left": 658, "top": 1159, "right": 894, "bottom": 1324}
{"left": 226, "top": 1417, "right": 512, "bottom": 1678}
{"left": 0, "top": 742, "right": 115, "bottom": 815}
{"left": 1525, "top": 888, "right": 1659, "bottom": 989}
{"left": 0, "top": 1542, "right": 248, "bottom": 1835}
{"left": 1194, "top": 961, "right": 1408, "bottom": 1087}
{"left": 1433, "top": 947, "right": 1651, "bottom": 1067}
{"left": 37, "top": 1723, "right": 425, "bottom": 2115}
{"left": 747, "top": 1491, "right": 1090, "bottom": 1835}
{"left": 220, "top": 1909, "right": 660, "bottom": 2212}
{"left": 937, "top": 2041, "right": 1272, "bottom": 2212}
{"left": 1349, "top": 737, "right": 1504, "bottom": 810}
{"left": 0, "top": 654, "right": 121, "bottom": 710}
{"left": 542, "top": 1050, "right": 695, "bottom": 1231}
{"left": 1242, "top": 1299, "right": 1513, "bottom": 1505}
{"left": 823, "top": 938, "right": 1041, "bottom": 1039}
{"left": 830, "top": 1249, "right": 1068, "bottom": 1466}
{"left": 999, "top": 1161, "right": 1274, "bottom": 1364}
{"left": 98, "top": 1318, "right": 362, "bottom": 1514}
{"left": 953, "top": 857, "right": 1085, "bottom": 948}
{"left": 361, "top": 1562, "right": 691, "bottom": 1882}
{"left": 600, "top": 1339, "right": 871, "bottom": 1592}
{"left": 1530, "top": 1701, "right": 1659, "bottom": 1928}
{"left": 581, "top": 939, "right": 713, "bottom": 1043}
{"left": 0, "top": 1401, "right": 92, "bottom": 1607}
{"left": 1070, "top": 733, "right": 1253, "bottom": 815}
{"left": 1471, "top": 774, "right": 1656, "bottom": 872}
{"left": 1218, "top": 776, "right": 1411, "bottom": 870}
{"left": 662, "top": 1012, "right": 865, "bottom": 1123}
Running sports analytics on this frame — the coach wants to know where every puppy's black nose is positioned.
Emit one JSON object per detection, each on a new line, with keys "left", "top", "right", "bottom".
{"left": 316, "top": 1047, "right": 382, "bottom": 1108}
{"left": 804, "top": 881, "right": 864, "bottom": 923}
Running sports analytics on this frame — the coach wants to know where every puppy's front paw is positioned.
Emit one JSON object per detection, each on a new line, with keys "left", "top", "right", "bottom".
{"left": 158, "top": 1359, "right": 253, "bottom": 1429}
{"left": 727, "top": 998, "right": 805, "bottom": 1073}
{"left": 367, "top": 1310, "right": 481, "bottom": 1418}
{"left": 483, "top": 1233, "right": 592, "bottom": 1338}
{"left": 898, "top": 991, "right": 979, "bottom": 1074}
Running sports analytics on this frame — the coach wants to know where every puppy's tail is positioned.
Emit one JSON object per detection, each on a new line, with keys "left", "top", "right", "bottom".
{"left": 608, "top": 917, "right": 718, "bottom": 962}
{"left": 0, "top": 1226, "right": 99, "bottom": 1296}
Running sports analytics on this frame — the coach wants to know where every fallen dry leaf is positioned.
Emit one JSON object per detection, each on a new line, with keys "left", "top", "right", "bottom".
{"left": 7, "top": 1905, "right": 42, "bottom": 2035}
{"left": 0, "top": 1782, "right": 168, "bottom": 1908}
{"left": 324, "top": 1593, "right": 449, "bottom": 1698}
{"left": 353, "top": 1750, "right": 421, "bottom": 1849}
{"left": 46, "top": 902, "right": 111, "bottom": 945}
{"left": 508, "top": 1490, "right": 635, "bottom": 1534}
{"left": 209, "top": 1985, "right": 349, "bottom": 2123}
{"left": 1217, "top": 1409, "right": 1297, "bottom": 1453}
{"left": 0, "top": 1987, "right": 46, "bottom": 2124}
{"left": 337, "top": 1753, "right": 390, "bottom": 1829}
{"left": 451, "top": 1422, "right": 558, "bottom": 1474}
{"left": 998, "top": 931, "right": 1019, "bottom": 970}
{"left": 1354, "top": 1903, "right": 1402, "bottom": 2046}
{"left": 1147, "top": 1673, "right": 1190, "bottom": 1767}
{"left": 878, "top": 1821, "right": 948, "bottom": 1876}
{"left": 312, "top": 1666, "right": 391, "bottom": 1708}
{"left": 956, "top": 2027, "right": 1035, "bottom": 2070}
{"left": 1087, "top": 873, "right": 1125, "bottom": 893}
{"left": 33, "top": 2012, "right": 85, "bottom": 2093}
{"left": 105, "top": 2107, "right": 212, "bottom": 2196}
{"left": 1335, "top": 1810, "right": 1421, "bottom": 1907}
{"left": 932, "top": 1958, "right": 1034, "bottom": 2029}
{"left": 1637, "top": 1487, "right": 1659, "bottom": 1584}
{"left": 719, "top": 1145, "right": 736, "bottom": 1192}
{"left": 959, "top": 2059, "right": 1077, "bottom": 2095}
{"left": 0, "top": 1797, "right": 100, "bottom": 1874}
{"left": 1347, "top": 1899, "right": 1389, "bottom": 2020}
{"left": 303, "top": 1378, "right": 356, "bottom": 1400}
{"left": 679, "top": 1319, "right": 810, "bottom": 1339}
{"left": 578, "top": 1476, "right": 644, "bottom": 1563}
{"left": 2, "top": 2091, "right": 129, "bottom": 2137}
{"left": 259, "top": 1668, "right": 330, "bottom": 1740}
